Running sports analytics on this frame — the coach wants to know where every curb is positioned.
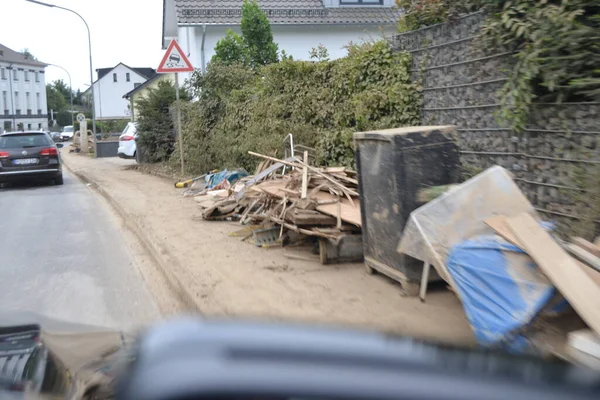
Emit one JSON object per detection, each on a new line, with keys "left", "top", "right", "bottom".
{"left": 62, "top": 156, "right": 200, "bottom": 313}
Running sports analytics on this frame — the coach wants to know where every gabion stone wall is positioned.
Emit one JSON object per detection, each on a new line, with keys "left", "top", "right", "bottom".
{"left": 388, "top": 12, "right": 600, "bottom": 235}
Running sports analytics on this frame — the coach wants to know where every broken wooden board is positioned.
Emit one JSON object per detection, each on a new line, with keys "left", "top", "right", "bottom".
{"left": 285, "top": 209, "right": 337, "bottom": 226}
{"left": 314, "top": 192, "right": 361, "bottom": 227}
{"left": 255, "top": 180, "right": 362, "bottom": 227}
{"left": 507, "top": 213, "right": 600, "bottom": 336}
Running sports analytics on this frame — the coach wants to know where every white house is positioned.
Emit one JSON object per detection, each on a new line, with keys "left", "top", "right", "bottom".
{"left": 162, "top": 0, "right": 400, "bottom": 79}
{"left": 0, "top": 43, "right": 49, "bottom": 132}
{"left": 83, "top": 63, "right": 156, "bottom": 120}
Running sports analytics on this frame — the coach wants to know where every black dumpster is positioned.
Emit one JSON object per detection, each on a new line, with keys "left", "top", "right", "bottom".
{"left": 354, "top": 126, "right": 459, "bottom": 295}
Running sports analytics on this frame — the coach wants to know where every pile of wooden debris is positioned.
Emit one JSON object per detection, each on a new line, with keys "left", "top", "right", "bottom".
{"left": 189, "top": 151, "right": 362, "bottom": 243}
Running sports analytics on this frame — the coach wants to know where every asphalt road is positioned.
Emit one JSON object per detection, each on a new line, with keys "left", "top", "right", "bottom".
{"left": 0, "top": 169, "right": 160, "bottom": 331}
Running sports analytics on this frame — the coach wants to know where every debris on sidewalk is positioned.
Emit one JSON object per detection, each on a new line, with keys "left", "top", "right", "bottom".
{"left": 177, "top": 151, "right": 362, "bottom": 264}
{"left": 395, "top": 165, "right": 600, "bottom": 357}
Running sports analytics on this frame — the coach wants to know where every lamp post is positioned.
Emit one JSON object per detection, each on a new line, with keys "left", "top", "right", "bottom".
{"left": 26, "top": 0, "right": 96, "bottom": 140}
{"left": 47, "top": 63, "right": 74, "bottom": 128}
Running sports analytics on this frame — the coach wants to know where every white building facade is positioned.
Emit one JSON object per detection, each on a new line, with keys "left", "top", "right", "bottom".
{"left": 83, "top": 63, "right": 155, "bottom": 120}
{"left": 0, "top": 44, "right": 48, "bottom": 132}
{"left": 162, "top": 0, "right": 401, "bottom": 80}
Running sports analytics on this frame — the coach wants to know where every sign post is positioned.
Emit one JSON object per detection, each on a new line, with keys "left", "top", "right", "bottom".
{"left": 157, "top": 40, "right": 194, "bottom": 175}
{"left": 76, "top": 113, "right": 88, "bottom": 154}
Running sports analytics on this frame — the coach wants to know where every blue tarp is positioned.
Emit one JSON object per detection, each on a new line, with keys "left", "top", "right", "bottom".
{"left": 205, "top": 169, "right": 249, "bottom": 189}
{"left": 447, "top": 235, "right": 557, "bottom": 353}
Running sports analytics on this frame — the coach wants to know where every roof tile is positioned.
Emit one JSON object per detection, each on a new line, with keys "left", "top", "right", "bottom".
{"left": 174, "top": 0, "right": 400, "bottom": 25}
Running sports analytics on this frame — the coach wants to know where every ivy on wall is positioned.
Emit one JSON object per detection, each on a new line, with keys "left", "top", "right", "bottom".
{"left": 397, "top": 0, "right": 599, "bottom": 132}
{"left": 176, "top": 41, "right": 422, "bottom": 174}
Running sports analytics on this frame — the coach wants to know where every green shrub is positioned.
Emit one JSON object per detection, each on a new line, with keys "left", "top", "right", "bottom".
{"left": 180, "top": 40, "right": 422, "bottom": 174}
{"left": 136, "top": 81, "right": 188, "bottom": 163}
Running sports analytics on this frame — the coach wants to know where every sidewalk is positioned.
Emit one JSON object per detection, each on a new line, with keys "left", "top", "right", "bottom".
{"left": 62, "top": 151, "right": 475, "bottom": 346}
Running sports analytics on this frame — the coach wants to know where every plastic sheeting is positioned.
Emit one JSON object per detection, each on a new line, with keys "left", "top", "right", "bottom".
{"left": 206, "top": 169, "right": 249, "bottom": 189}
{"left": 446, "top": 235, "right": 556, "bottom": 352}
{"left": 397, "top": 166, "right": 536, "bottom": 287}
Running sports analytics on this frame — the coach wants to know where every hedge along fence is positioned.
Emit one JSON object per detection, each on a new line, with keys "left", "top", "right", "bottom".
{"left": 174, "top": 41, "right": 423, "bottom": 175}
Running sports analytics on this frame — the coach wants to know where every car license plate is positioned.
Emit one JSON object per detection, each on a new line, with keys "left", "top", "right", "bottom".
{"left": 13, "top": 158, "right": 39, "bottom": 165}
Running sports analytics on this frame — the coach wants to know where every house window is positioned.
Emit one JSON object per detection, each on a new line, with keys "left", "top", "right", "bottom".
{"left": 35, "top": 71, "right": 40, "bottom": 82}
{"left": 113, "top": 73, "right": 117, "bottom": 82}
{"left": 13, "top": 70, "right": 18, "bottom": 81}
{"left": 26, "top": 92, "right": 31, "bottom": 110}
{"left": 36, "top": 93, "right": 40, "bottom": 110}
{"left": 38, "top": 123, "right": 42, "bottom": 129}
{"left": 27, "top": 123, "right": 32, "bottom": 130}
{"left": 24, "top": 70, "right": 30, "bottom": 81}
{"left": 1, "top": 68, "right": 5, "bottom": 80}
{"left": 2, "top": 91, "right": 7, "bottom": 111}
{"left": 134, "top": 82, "right": 141, "bottom": 88}
{"left": 14, "top": 91, "right": 19, "bottom": 109}
{"left": 126, "top": 73, "right": 130, "bottom": 82}
{"left": 340, "top": 0, "right": 383, "bottom": 4}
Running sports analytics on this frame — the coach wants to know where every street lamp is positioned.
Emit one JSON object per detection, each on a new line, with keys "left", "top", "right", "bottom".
{"left": 26, "top": 0, "right": 96, "bottom": 140}
{"left": 46, "top": 63, "right": 74, "bottom": 128}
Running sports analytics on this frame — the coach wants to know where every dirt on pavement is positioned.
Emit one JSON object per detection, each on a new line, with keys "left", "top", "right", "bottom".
{"left": 62, "top": 151, "right": 475, "bottom": 346}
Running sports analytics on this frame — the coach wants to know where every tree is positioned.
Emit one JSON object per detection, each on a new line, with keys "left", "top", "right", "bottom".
{"left": 211, "top": 1, "right": 278, "bottom": 68}
{"left": 212, "top": 30, "right": 249, "bottom": 65}
{"left": 20, "top": 48, "right": 38, "bottom": 61}
{"left": 53, "top": 79, "right": 71, "bottom": 103}
{"left": 135, "top": 80, "right": 189, "bottom": 162}
{"left": 240, "top": 0, "right": 278, "bottom": 67}
{"left": 46, "top": 84, "right": 67, "bottom": 114}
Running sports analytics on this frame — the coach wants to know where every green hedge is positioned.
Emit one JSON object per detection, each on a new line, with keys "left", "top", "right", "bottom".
{"left": 176, "top": 40, "right": 422, "bottom": 174}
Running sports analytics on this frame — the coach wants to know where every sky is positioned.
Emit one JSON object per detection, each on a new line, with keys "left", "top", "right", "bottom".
{"left": 1, "top": 0, "right": 165, "bottom": 91}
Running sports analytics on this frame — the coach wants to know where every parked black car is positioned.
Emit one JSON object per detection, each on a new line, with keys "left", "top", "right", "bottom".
{"left": 0, "top": 131, "right": 64, "bottom": 187}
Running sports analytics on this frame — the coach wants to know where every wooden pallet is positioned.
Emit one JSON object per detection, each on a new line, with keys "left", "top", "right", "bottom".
{"left": 364, "top": 256, "right": 420, "bottom": 296}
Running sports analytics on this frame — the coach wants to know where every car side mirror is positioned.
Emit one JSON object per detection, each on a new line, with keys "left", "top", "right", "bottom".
{"left": 56, "top": 143, "right": 64, "bottom": 148}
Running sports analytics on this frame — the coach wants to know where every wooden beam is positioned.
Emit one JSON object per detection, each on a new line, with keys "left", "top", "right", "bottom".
{"left": 507, "top": 213, "right": 600, "bottom": 335}
{"left": 248, "top": 151, "right": 359, "bottom": 197}
{"left": 571, "top": 237, "right": 600, "bottom": 258}
{"left": 565, "top": 243, "right": 600, "bottom": 273}
{"left": 301, "top": 150, "right": 309, "bottom": 199}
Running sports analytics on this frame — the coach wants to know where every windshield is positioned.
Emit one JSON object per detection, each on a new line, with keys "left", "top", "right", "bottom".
{"left": 0, "top": 134, "right": 52, "bottom": 149}
{"left": 62, "top": 126, "right": 74, "bottom": 133}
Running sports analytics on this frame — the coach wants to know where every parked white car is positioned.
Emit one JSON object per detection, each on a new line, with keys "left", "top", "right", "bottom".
{"left": 59, "top": 126, "right": 74, "bottom": 141}
{"left": 118, "top": 122, "right": 138, "bottom": 159}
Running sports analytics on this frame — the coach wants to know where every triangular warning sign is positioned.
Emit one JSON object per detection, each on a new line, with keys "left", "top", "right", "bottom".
{"left": 157, "top": 40, "right": 194, "bottom": 73}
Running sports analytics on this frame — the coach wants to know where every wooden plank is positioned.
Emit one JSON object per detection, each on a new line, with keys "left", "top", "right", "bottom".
{"left": 571, "top": 237, "right": 600, "bottom": 258}
{"left": 568, "top": 329, "right": 600, "bottom": 359}
{"left": 314, "top": 193, "right": 361, "bottom": 227}
{"left": 286, "top": 210, "right": 336, "bottom": 226}
{"left": 507, "top": 213, "right": 600, "bottom": 335}
{"left": 484, "top": 215, "right": 523, "bottom": 247}
{"left": 248, "top": 151, "right": 359, "bottom": 197}
{"left": 486, "top": 215, "right": 600, "bottom": 287}
{"left": 565, "top": 244, "right": 600, "bottom": 273}
{"left": 258, "top": 180, "right": 362, "bottom": 227}
{"left": 301, "top": 151, "right": 309, "bottom": 199}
